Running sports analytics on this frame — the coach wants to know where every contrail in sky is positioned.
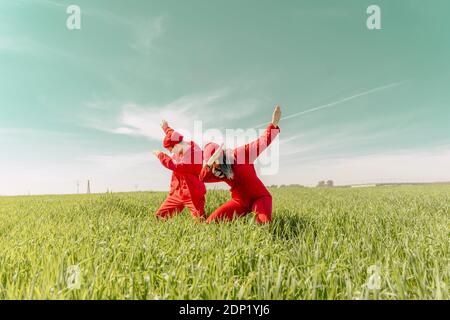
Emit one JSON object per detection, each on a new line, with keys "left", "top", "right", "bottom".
{"left": 255, "top": 81, "right": 406, "bottom": 128}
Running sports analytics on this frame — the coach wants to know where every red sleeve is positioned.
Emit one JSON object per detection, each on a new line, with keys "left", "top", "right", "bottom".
{"left": 199, "top": 166, "right": 223, "bottom": 183}
{"left": 163, "top": 126, "right": 183, "bottom": 142}
{"left": 157, "top": 153, "right": 201, "bottom": 174}
{"left": 234, "top": 123, "right": 280, "bottom": 164}
{"left": 163, "top": 126, "right": 174, "bottom": 135}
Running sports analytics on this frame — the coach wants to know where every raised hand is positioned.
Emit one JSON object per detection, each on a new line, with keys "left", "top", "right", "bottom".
{"left": 271, "top": 105, "right": 281, "bottom": 127}
{"left": 207, "top": 144, "right": 224, "bottom": 167}
{"left": 153, "top": 150, "right": 162, "bottom": 157}
{"left": 161, "top": 120, "right": 169, "bottom": 131}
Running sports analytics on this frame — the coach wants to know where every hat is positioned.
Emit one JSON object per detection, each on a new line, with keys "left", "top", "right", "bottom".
{"left": 163, "top": 128, "right": 183, "bottom": 149}
{"left": 203, "top": 142, "right": 222, "bottom": 164}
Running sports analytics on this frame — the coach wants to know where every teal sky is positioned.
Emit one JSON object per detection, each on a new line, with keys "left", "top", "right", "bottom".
{"left": 1, "top": 0, "right": 449, "bottom": 195}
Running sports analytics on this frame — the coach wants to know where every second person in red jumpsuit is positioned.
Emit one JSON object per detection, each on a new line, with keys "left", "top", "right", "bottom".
{"left": 200, "top": 106, "right": 281, "bottom": 224}
{"left": 153, "top": 120, "right": 206, "bottom": 220}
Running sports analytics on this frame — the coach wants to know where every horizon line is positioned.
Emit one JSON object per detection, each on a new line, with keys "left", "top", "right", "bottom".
{"left": 2, "top": 179, "right": 449, "bottom": 197}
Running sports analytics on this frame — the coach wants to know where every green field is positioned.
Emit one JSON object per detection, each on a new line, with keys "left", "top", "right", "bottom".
{"left": 0, "top": 186, "right": 448, "bottom": 300}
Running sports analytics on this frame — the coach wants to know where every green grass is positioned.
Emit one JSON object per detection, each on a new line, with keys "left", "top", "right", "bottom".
{"left": 0, "top": 186, "right": 448, "bottom": 300}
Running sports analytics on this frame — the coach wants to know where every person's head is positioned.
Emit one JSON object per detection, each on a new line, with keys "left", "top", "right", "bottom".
{"left": 203, "top": 142, "right": 234, "bottom": 179}
{"left": 163, "top": 130, "right": 184, "bottom": 154}
{"left": 171, "top": 142, "right": 186, "bottom": 155}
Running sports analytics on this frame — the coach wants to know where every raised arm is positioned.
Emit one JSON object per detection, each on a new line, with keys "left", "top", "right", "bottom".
{"left": 199, "top": 165, "right": 223, "bottom": 183}
{"left": 235, "top": 106, "right": 281, "bottom": 164}
{"left": 161, "top": 119, "right": 174, "bottom": 137}
{"left": 153, "top": 150, "right": 202, "bottom": 175}
{"left": 161, "top": 120, "right": 184, "bottom": 150}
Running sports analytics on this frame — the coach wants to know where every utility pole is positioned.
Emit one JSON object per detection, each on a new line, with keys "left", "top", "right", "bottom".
{"left": 87, "top": 180, "right": 91, "bottom": 194}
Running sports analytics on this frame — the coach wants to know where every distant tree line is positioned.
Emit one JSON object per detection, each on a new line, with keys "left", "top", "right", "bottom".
{"left": 267, "top": 184, "right": 306, "bottom": 189}
{"left": 316, "top": 180, "right": 334, "bottom": 188}
{"left": 267, "top": 181, "right": 336, "bottom": 189}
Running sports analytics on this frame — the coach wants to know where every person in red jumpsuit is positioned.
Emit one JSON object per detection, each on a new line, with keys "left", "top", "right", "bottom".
{"left": 153, "top": 120, "right": 206, "bottom": 220}
{"left": 200, "top": 106, "right": 281, "bottom": 224}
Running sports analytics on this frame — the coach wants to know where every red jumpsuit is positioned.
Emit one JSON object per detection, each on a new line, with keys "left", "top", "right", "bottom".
{"left": 156, "top": 134, "right": 206, "bottom": 220}
{"left": 200, "top": 123, "right": 280, "bottom": 224}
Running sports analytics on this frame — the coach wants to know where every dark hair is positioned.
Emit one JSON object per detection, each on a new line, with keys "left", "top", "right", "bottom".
{"left": 216, "top": 152, "right": 234, "bottom": 179}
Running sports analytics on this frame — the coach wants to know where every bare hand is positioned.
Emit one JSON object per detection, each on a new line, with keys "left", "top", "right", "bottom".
{"left": 207, "top": 144, "right": 223, "bottom": 167}
{"left": 153, "top": 150, "right": 162, "bottom": 157}
{"left": 161, "top": 120, "right": 169, "bottom": 131}
{"left": 271, "top": 105, "right": 281, "bottom": 127}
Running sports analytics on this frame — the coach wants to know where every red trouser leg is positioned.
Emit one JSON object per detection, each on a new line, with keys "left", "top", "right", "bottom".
{"left": 155, "top": 196, "right": 184, "bottom": 219}
{"left": 184, "top": 197, "right": 206, "bottom": 220}
{"left": 252, "top": 196, "right": 272, "bottom": 224}
{"left": 206, "top": 199, "right": 249, "bottom": 223}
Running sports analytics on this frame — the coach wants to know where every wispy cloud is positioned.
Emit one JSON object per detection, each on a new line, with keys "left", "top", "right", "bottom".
{"left": 0, "top": 35, "right": 45, "bottom": 54}
{"left": 31, "top": 0, "right": 66, "bottom": 8}
{"left": 80, "top": 152, "right": 153, "bottom": 170}
{"left": 0, "top": 151, "right": 163, "bottom": 195}
{"left": 2, "top": 1, "right": 166, "bottom": 56}
{"left": 5, "top": 0, "right": 66, "bottom": 9}
{"left": 0, "top": 127, "right": 77, "bottom": 138}
{"left": 83, "top": 89, "right": 259, "bottom": 141}
{"left": 129, "top": 16, "right": 166, "bottom": 54}
{"left": 84, "top": 91, "right": 223, "bottom": 141}
{"left": 0, "top": 30, "right": 77, "bottom": 59}
{"left": 271, "top": 145, "right": 450, "bottom": 186}
{"left": 256, "top": 81, "right": 406, "bottom": 128}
